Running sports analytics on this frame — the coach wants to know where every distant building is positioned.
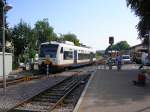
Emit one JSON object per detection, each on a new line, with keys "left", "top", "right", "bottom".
{"left": 129, "top": 44, "right": 147, "bottom": 54}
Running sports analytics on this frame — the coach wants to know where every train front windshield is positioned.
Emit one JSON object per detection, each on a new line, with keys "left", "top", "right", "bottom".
{"left": 39, "top": 44, "right": 58, "bottom": 58}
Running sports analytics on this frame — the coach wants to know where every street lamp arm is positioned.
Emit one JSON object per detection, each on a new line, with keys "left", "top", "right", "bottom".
{"left": 4, "top": 4, "right": 12, "bottom": 12}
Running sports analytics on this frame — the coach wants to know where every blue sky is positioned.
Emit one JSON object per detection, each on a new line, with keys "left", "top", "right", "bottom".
{"left": 7, "top": 0, "right": 140, "bottom": 50}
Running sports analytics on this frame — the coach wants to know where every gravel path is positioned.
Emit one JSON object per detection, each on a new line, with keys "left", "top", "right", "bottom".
{"left": 0, "top": 72, "right": 75, "bottom": 112}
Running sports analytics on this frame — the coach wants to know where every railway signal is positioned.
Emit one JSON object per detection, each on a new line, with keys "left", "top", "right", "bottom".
{"left": 109, "top": 36, "right": 114, "bottom": 45}
{"left": 108, "top": 36, "right": 114, "bottom": 70}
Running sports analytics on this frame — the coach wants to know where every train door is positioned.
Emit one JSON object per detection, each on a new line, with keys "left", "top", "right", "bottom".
{"left": 74, "top": 50, "right": 77, "bottom": 64}
{"left": 90, "top": 52, "right": 93, "bottom": 62}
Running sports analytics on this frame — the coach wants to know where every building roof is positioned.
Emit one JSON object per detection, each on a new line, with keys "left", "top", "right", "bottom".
{"left": 129, "top": 43, "right": 143, "bottom": 49}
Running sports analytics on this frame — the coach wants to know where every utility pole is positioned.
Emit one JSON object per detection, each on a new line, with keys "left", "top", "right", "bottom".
{"left": 0, "top": 0, "right": 4, "bottom": 45}
{"left": 1, "top": 0, "right": 12, "bottom": 93}
{"left": 148, "top": 31, "right": 150, "bottom": 61}
{"left": 109, "top": 36, "right": 114, "bottom": 70}
{"left": 2, "top": 0, "right": 6, "bottom": 92}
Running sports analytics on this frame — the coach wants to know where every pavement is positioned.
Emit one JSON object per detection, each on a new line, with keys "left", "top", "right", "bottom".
{"left": 77, "top": 66, "right": 150, "bottom": 112}
{"left": 97, "top": 64, "right": 140, "bottom": 70}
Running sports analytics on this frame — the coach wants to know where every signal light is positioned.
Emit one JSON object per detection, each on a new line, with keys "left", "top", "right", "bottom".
{"left": 109, "top": 36, "right": 114, "bottom": 45}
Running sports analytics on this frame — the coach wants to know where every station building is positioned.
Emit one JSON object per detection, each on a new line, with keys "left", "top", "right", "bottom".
{"left": 129, "top": 44, "right": 144, "bottom": 53}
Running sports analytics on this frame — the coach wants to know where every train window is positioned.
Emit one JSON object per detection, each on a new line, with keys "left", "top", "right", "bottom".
{"left": 64, "top": 51, "right": 73, "bottom": 60}
{"left": 78, "top": 53, "right": 90, "bottom": 60}
{"left": 93, "top": 53, "right": 96, "bottom": 58}
{"left": 39, "top": 44, "right": 58, "bottom": 58}
{"left": 60, "top": 47, "right": 63, "bottom": 53}
{"left": 90, "top": 52, "right": 96, "bottom": 58}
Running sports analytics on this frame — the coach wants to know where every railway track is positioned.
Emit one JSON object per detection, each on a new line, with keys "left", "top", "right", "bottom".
{"left": 52, "top": 74, "right": 91, "bottom": 112}
{"left": 0, "top": 65, "right": 95, "bottom": 88}
{"left": 0, "top": 75, "right": 42, "bottom": 88}
{"left": 9, "top": 73, "right": 91, "bottom": 112}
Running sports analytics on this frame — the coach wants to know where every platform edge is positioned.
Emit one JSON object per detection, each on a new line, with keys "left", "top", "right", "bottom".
{"left": 73, "top": 70, "right": 97, "bottom": 112}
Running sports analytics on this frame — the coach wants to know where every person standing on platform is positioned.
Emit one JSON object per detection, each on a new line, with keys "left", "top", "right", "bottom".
{"left": 139, "top": 52, "right": 148, "bottom": 69}
{"left": 115, "top": 53, "right": 122, "bottom": 71}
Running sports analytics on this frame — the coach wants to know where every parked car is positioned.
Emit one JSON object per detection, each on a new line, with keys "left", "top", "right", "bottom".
{"left": 19, "top": 62, "right": 26, "bottom": 70}
{"left": 121, "top": 55, "right": 132, "bottom": 64}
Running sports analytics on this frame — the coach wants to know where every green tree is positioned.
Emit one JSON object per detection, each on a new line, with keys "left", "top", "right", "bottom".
{"left": 105, "top": 41, "right": 130, "bottom": 52}
{"left": 11, "top": 20, "right": 32, "bottom": 64}
{"left": 0, "top": 0, "right": 11, "bottom": 51}
{"left": 126, "top": 0, "right": 150, "bottom": 41}
{"left": 115, "top": 41, "right": 130, "bottom": 51}
{"left": 62, "top": 33, "right": 80, "bottom": 46}
{"left": 0, "top": 0, "right": 4, "bottom": 46}
{"left": 34, "top": 18, "right": 57, "bottom": 46}
{"left": 27, "top": 30, "right": 37, "bottom": 59}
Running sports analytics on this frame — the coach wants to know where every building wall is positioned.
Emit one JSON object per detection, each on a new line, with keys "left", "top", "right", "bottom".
{"left": 0, "top": 52, "right": 12, "bottom": 77}
{"left": 129, "top": 44, "right": 145, "bottom": 53}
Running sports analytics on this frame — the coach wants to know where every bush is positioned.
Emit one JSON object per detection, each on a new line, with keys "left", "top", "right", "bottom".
{"left": 12, "top": 63, "right": 19, "bottom": 70}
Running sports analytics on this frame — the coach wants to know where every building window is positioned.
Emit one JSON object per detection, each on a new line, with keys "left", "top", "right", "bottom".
{"left": 64, "top": 51, "right": 73, "bottom": 60}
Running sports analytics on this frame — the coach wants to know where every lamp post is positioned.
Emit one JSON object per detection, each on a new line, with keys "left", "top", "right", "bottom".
{"left": 148, "top": 31, "right": 150, "bottom": 61}
{"left": 2, "top": 3, "right": 12, "bottom": 92}
{"left": 109, "top": 36, "right": 114, "bottom": 70}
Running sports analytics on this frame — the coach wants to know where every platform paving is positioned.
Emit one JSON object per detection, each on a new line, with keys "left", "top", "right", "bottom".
{"left": 0, "top": 72, "right": 74, "bottom": 112}
{"left": 78, "top": 69, "right": 150, "bottom": 112}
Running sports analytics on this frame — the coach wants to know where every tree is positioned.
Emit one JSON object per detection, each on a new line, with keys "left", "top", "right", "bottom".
{"left": 62, "top": 33, "right": 80, "bottom": 46}
{"left": 0, "top": 0, "right": 3, "bottom": 49}
{"left": 115, "top": 41, "right": 130, "bottom": 50}
{"left": 34, "top": 18, "right": 57, "bottom": 46}
{"left": 105, "top": 41, "right": 130, "bottom": 52}
{"left": 27, "top": 30, "right": 37, "bottom": 60}
{"left": 0, "top": 0, "right": 11, "bottom": 51}
{"left": 126, "top": 0, "right": 150, "bottom": 41}
{"left": 11, "top": 20, "right": 33, "bottom": 63}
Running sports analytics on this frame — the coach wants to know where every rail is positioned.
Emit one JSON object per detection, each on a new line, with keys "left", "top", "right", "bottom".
{"left": 48, "top": 79, "right": 80, "bottom": 111}
{"left": 7, "top": 75, "right": 74, "bottom": 112}
{"left": 0, "top": 75, "right": 42, "bottom": 88}
{"left": 9, "top": 75, "right": 85, "bottom": 112}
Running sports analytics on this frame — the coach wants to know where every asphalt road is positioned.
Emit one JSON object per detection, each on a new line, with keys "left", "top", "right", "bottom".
{"left": 78, "top": 67, "right": 150, "bottom": 112}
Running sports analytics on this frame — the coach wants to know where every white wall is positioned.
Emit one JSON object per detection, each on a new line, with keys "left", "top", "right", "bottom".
{"left": 0, "top": 52, "right": 12, "bottom": 77}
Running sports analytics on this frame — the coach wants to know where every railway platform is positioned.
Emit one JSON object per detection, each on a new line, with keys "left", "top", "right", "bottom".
{"left": 0, "top": 72, "right": 76, "bottom": 112}
{"left": 76, "top": 69, "right": 150, "bottom": 112}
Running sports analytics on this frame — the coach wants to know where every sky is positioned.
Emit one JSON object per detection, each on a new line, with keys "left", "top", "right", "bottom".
{"left": 6, "top": 0, "right": 141, "bottom": 50}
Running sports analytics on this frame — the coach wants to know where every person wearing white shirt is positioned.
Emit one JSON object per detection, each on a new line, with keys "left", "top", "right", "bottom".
{"left": 139, "top": 52, "right": 148, "bottom": 69}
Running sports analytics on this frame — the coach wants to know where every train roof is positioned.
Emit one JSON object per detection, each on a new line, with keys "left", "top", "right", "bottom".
{"left": 41, "top": 41, "right": 95, "bottom": 52}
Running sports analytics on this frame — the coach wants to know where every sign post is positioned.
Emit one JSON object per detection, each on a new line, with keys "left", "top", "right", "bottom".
{"left": 148, "top": 31, "right": 150, "bottom": 62}
{"left": 46, "top": 64, "right": 49, "bottom": 76}
{"left": 109, "top": 36, "right": 114, "bottom": 45}
{"left": 109, "top": 36, "right": 114, "bottom": 70}
{"left": 44, "top": 55, "right": 51, "bottom": 76}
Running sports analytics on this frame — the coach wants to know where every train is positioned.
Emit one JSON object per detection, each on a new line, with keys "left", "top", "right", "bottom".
{"left": 38, "top": 41, "right": 96, "bottom": 73}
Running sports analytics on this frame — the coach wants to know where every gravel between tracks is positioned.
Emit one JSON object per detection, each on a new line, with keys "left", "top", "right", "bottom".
{"left": 0, "top": 72, "right": 76, "bottom": 112}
